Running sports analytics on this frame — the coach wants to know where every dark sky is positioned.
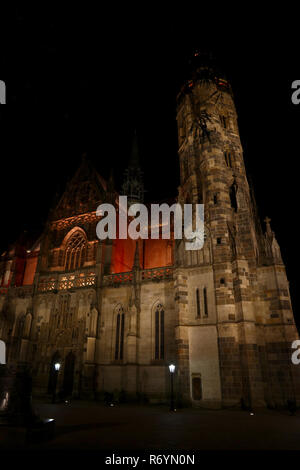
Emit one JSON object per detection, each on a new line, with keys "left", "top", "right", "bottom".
{"left": 2, "top": 6, "right": 300, "bottom": 322}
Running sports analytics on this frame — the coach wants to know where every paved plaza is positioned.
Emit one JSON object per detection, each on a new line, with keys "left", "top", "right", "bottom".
{"left": 1, "top": 401, "right": 300, "bottom": 452}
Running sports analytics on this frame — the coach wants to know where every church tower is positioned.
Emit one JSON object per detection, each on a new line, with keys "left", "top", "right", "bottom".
{"left": 174, "top": 52, "right": 300, "bottom": 407}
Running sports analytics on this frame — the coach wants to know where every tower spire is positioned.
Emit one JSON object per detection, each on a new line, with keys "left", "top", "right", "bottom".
{"left": 121, "top": 131, "right": 144, "bottom": 206}
{"left": 129, "top": 129, "right": 139, "bottom": 168}
{"left": 264, "top": 216, "right": 272, "bottom": 235}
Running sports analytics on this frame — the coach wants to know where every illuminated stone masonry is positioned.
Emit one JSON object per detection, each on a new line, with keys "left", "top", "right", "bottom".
{"left": 0, "top": 55, "right": 299, "bottom": 407}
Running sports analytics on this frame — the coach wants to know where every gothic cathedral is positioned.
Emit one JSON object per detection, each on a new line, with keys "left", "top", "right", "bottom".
{"left": 1, "top": 55, "right": 299, "bottom": 408}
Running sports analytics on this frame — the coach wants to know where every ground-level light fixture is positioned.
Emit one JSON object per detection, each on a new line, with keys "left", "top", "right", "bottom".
{"left": 52, "top": 362, "right": 61, "bottom": 403}
{"left": 169, "top": 364, "right": 176, "bottom": 411}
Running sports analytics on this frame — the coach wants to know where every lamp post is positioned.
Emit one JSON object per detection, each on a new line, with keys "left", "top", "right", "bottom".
{"left": 52, "top": 362, "right": 61, "bottom": 404}
{"left": 169, "top": 364, "right": 176, "bottom": 411}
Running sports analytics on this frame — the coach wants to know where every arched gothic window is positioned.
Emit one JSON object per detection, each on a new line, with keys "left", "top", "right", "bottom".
{"left": 64, "top": 231, "right": 87, "bottom": 271}
{"left": 155, "top": 303, "right": 164, "bottom": 360}
{"left": 203, "top": 287, "right": 208, "bottom": 317}
{"left": 229, "top": 182, "right": 238, "bottom": 212}
{"left": 220, "top": 115, "right": 227, "bottom": 128}
{"left": 224, "top": 151, "right": 232, "bottom": 168}
{"left": 196, "top": 288, "right": 201, "bottom": 318}
{"left": 115, "top": 306, "right": 125, "bottom": 360}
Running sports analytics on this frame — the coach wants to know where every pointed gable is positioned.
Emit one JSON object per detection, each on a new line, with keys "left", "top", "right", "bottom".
{"left": 52, "top": 156, "right": 107, "bottom": 220}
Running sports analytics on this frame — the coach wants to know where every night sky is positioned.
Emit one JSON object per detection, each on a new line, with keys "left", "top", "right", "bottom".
{"left": 2, "top": 7, "right": 299, "bottom": 323}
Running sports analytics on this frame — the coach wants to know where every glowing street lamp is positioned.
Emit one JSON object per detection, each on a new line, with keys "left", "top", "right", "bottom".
{"left": 169, "top": 364, "right": 176, "bottom": 411}
{"left": 52, "top": 362, "right": 61, "bottom": 403}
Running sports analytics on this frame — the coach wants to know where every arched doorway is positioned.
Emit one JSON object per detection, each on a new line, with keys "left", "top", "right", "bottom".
{"left": 63, "top": 351, "right": 75, "bottom": 398}
{"left": 192, "top": 375, "right": 202, "bottom": 401}
{"left": 48, "top": 351, "right": 61, "bottom": 394}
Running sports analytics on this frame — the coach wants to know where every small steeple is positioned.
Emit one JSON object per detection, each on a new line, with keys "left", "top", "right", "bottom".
{"left": 264, "top": 216, "right": 272, "bottom": 236}
{"left": 121, "top": 131, "right": 144, "bottom": 206}
{"left": 264, "top": 216, "right": 283, "bottom": 264}
{"left": 106, "top": 168, "right": 116, "bottom": 204}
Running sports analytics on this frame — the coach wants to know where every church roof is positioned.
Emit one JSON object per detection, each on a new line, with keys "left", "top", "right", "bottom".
{"left": 51, "top": 154, "right": 108, "bottom": 220}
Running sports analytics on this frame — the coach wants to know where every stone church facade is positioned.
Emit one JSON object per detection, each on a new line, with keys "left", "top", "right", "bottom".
{"left": 1, "top": 56, "right": 299, "bottom": 407}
